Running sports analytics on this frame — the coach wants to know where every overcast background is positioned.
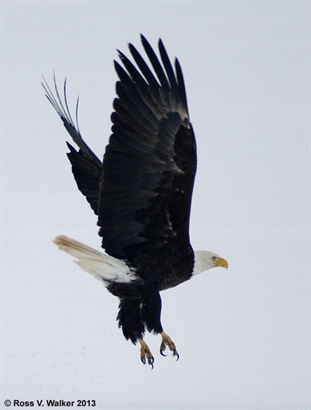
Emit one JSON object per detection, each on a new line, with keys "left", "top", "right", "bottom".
{"left": 1, "top": 1, "right": 309, "bottom": 409}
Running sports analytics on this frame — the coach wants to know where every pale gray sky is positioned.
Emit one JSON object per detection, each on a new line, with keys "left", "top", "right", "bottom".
{"left": 2, "top": 2, "right": 309, "bottom": 408}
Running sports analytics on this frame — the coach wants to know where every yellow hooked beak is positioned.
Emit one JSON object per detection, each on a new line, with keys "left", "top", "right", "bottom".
{"left": 214, "top": 257, "right": 228, "bottom": 270}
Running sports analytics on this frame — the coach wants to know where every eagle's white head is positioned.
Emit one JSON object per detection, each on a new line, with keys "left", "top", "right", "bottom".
{"left": 192, "top": 251, "right": 228, "bottom": 276}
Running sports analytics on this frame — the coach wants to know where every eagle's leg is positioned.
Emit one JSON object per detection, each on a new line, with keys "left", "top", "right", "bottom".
{"left": 160, "top": 331, "right": 179, "bottom": 360}
{"left": 137, "top": 338, "right": 154, "bottom": 368}
{"left": 141, "top": 284, "right": 179, "bottom": 361}
{"left": 114, "top": 294, "right": 155, "bottom": 366}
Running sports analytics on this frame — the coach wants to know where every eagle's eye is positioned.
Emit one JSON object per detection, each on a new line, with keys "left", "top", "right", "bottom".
{"left": 211, "top": 256, "right": 216, "bottom": 261}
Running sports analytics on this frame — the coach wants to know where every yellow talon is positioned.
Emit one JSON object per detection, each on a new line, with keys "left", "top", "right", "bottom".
{"left": 160, "top": 331, "right": 179, "bottom": 360}
{"left": 137, "top": 338, "right": 154, "bottom": 368}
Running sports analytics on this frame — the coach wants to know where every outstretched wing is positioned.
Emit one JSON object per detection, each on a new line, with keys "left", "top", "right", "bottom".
{"left": 43, "top": 36, "right": 197, "bottom": 262}
{"left": 98, "top": 35, "right": 197, "bottom": 259}
{"left": 42, "top": 78, "right": 102, "bottom": 214}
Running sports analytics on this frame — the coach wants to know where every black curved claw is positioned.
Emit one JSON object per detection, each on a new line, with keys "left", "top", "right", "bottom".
{"left": 141, "top": 354, "right": 154, "bottom": 369}
{"left": 160, "top": 349, "right": 167, "bottom": 357}
{"left": 160, "top": 345, "right": 180, "bottom": 360}
{"left": 160, "top": 332, "right": 179, "bottom": 361}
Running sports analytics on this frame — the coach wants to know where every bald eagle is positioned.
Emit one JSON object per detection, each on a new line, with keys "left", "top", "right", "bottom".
{"left": 43, "top": 35, "right": 228, "bottom": 368}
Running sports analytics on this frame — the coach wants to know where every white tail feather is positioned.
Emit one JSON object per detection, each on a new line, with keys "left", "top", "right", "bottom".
{"left": 53, "top": 235, "right": 134, "bottom": 284}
